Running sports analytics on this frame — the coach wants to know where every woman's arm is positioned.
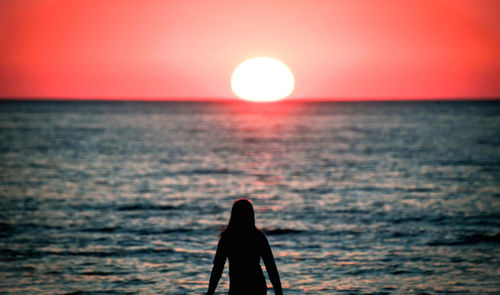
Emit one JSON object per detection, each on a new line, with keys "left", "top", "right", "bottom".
{"left": 206, "top": 237, "right": 226, "bottom": 295}
{"left": 206, "top": 260, "right": 224, "bottom": 295}
{"left": 262, "top": 234, "right": 283, "bottom": 295}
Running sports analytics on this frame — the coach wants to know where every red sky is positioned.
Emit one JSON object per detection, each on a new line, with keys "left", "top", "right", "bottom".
{"left": 0, "top": 0, "right": 499, "bottom": 100}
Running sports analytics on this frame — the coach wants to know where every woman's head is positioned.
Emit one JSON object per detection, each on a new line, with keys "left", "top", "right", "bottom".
{"left": 223, "top": 198, "right": 256, "bottom": 234}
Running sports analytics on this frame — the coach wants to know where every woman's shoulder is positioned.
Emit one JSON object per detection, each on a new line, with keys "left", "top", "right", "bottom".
{"left": 247, "top": 229, "right": 269, "bottom": 248}
{"left": 255, "top": 228, "right": 270, "bottom": 243}
{"left": 255, "top": 228, "right": 266, "bottom": 237}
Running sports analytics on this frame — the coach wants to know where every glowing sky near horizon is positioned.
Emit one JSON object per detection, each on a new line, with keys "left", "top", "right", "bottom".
{"left": 0, "top": 0, "right": 499, "bottom": 100}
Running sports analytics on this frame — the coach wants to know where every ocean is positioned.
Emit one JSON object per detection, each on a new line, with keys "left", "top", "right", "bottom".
{"left": 0, "top": 100, "right": 499, "bottom": 294}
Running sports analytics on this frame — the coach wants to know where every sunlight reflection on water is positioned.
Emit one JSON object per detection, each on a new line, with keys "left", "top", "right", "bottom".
{"left": 0, "top": 101, "right": 499, "bottom": 294}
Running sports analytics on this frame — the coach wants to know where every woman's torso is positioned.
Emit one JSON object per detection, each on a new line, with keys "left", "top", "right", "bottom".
{"left": 220, "top": 230, "right": 267, "bottom": 294}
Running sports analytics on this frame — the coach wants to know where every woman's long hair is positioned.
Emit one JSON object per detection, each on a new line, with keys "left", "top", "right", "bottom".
{"left": 220, "top": 198, "right": 258, "bottom": 237}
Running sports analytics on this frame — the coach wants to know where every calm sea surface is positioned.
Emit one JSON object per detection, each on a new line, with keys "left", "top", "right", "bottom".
{"left": 0, "top": 101, "right": 499, "bottom": 294}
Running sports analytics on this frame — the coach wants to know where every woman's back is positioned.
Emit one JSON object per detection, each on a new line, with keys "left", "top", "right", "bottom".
{"left": 216, "top": 230, "right": 268, "bottom": 294}
{"left": 206, "top": 199, "right": 283, "bottom": 295}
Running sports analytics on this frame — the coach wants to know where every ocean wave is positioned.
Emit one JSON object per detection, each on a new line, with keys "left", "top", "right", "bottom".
{"left": 117, "top": 204, "right": 178, "bottom": 211}
{"left": 80, "top": 226, "right": 197, "bottom": 235}
{"left": 64, "top": 290, "right": 123, "bottom": 295}
{"left": 38, "top": 248, "right": 175, "bottom": 258}
{"left": 427, "top": 233, "right": 500, "bottom": 246}
{"left": 177, "top": 168, "right": 243, "bottom": 175}
{"left": 263, "top": 228, "right": 304, "bottom": 235}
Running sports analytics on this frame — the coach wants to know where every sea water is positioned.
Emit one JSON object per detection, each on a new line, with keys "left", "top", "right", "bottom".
{"left": 0, "top": 101, "right": 499, "bottom": 294}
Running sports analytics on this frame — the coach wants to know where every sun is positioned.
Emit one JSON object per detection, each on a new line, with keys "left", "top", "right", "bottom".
{"left": 231, "top": 57, "right": 295, "bottom": 102}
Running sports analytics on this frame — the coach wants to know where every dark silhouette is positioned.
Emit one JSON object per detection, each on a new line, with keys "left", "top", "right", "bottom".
{"left": 206, "top": 199, "right": 283, "bottom": 295}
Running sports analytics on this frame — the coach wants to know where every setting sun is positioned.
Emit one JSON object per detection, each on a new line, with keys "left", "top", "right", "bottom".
{"left": 231, "top": 57, "right": 295, "bottom": 102}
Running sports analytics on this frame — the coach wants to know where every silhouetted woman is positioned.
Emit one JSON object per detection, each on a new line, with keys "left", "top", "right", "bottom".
{"left": 206, "top": 199, "right": 283, "bottom": 295}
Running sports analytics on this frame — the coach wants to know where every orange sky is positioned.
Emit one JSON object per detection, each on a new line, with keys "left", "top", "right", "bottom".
{"left": 0, "top": 0, "right": 499, "bottom": 100}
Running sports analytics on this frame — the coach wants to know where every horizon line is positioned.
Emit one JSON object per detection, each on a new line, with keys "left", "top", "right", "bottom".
{"left": 1, "top": 97, "right": 499, "bottom": 102}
